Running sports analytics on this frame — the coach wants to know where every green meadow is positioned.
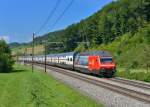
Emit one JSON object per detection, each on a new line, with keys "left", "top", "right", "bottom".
{"left": 0, "top": 64, "right": 103, "bottom": 107}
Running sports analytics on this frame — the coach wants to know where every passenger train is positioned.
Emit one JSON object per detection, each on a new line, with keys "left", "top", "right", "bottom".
{"left": 20, "top": 51, "right": 116, "bottom": 77}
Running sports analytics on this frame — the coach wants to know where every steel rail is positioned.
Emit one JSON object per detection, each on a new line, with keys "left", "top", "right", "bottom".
{"left": 110, "top": 78, "right": 150, "bottom": 90}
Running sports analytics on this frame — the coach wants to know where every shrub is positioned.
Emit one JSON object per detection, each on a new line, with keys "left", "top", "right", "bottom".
{"left": 0, "top": 40, "right": 14, "bottom": 73}
{"left": 116, "top": 70, "right": 150, "bottom": 82}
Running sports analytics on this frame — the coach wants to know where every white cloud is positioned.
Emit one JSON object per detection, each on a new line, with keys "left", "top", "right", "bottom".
{"left": 0, "top": 36, "right": 9, "bottom": 43}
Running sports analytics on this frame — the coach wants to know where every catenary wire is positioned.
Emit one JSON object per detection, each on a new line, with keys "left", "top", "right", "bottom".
{"left": 36, "top": 0, "right": 61, "bottom": 35}
{"left": 50, "top": 0, "right": 74, "bottom": 30}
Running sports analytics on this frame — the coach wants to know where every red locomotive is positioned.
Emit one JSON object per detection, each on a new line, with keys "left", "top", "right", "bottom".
{"left": 74, "top": 51, "right": 116, "bottom": 77}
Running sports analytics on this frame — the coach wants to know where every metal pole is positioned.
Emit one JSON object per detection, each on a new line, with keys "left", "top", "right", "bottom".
{"left": 32, "top": 33, "right": 35, "bottom": 72}
{"left": 44, "top": 41, "right": 47, "bottom": 73}
{"left": 24, "top": 49, "right": 25, "bottom": 65}
{"left": 17, "top": 51, "right": 19, "bottom": 63}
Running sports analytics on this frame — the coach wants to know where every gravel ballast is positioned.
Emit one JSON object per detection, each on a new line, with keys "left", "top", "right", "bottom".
{"left": 34, "top": 65, "right": 150, "bottom": 107}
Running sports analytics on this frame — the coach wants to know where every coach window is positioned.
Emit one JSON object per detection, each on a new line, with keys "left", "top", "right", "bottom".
{"left": 70, "top": 58, "right": 72, "bottom": 61}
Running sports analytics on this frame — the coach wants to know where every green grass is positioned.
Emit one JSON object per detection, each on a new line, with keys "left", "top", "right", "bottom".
{"left": 0, "top": 64, "right": 103, "bottom": 107}
{"left": 116, "top": 68, "right": 150, "bottom": 82}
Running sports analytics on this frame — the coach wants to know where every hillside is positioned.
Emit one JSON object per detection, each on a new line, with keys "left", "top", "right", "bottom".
{"left": 11, "top": 0, "right": 150, "bottom": 68}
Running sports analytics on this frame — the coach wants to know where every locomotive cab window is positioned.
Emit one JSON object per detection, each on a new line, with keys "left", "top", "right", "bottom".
{"left": 100, "top": 57, "right": 113, "bottom": 63}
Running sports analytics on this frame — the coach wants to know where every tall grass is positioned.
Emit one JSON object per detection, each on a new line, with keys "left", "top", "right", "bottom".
{"left": 116, "top": 68, "right": 150, "bottom": 82}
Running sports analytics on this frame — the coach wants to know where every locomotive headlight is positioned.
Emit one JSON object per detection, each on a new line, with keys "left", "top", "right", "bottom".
{"left": 102, "top": 68, "right": 105, "bottom": 70}
{"left": 101, "top": 67, "right": 105, "bottom": 71}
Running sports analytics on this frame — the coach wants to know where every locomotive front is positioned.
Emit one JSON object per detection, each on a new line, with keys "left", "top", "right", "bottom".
{"left": 87, "top": 51, "right": 116, "bottom": 77}
{"left": 99, "top": 56, "right": 116, "bottom": 77}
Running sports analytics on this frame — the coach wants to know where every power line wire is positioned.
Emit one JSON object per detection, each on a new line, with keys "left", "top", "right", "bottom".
{"left": 36, "top": 0, "right": 61, "bottom": 35}
{"left": 50, "top": 0, "right": 74, "bottom": 30}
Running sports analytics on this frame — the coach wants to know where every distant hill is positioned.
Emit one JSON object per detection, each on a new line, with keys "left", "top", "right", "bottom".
{"left": 9, "top": 30, "right": 64, "bottom": 49}
{"left": 9, "top": 42, "right": 20, "bottom": 48}
{"left": 33, "top": 30, "right": 65, "bottom": 45}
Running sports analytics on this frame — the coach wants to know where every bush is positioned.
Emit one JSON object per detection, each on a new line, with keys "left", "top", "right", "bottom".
{"left": 0, "top": 40, "right": 14, "bottom": 73}
{"left": 116, "top": 70, "right": 150, "bottom": 82}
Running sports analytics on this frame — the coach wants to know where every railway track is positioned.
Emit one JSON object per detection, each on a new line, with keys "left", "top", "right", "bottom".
{"left": 33, "top": 63, "right": 150, "bottom": 104}
{"left": 110, "top": 78, "right": 150, "bottom": 90}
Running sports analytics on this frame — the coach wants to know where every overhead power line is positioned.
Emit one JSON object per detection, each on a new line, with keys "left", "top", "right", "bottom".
{"left": 36, "top": 0, "right": 61, "bottom": 35}
{"left": 51, "top": 0, "right": 74, "bottom": 30}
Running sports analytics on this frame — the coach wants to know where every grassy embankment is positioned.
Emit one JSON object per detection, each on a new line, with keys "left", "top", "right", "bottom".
{"left": 0, "top": 64, "right": 103, "bottom": 107}
{"left": 115, "top": 68, "right": 150, "bottom": 82}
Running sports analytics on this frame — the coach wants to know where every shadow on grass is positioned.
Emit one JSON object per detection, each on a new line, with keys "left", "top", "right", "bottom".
{"left": 0, "top": 69, "right": 26, "bottom": 74}
{"left": 11, "top": 69, "right": 26, "bottom": 73}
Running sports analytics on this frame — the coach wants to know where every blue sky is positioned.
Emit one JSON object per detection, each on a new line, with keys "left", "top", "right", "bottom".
{"left": 0, "top": 0, "right": 113, "bottom": 43}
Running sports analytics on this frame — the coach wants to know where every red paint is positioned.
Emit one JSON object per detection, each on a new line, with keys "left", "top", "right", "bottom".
{"left": 88, "top": 56, "right": 99, "bottom": 71}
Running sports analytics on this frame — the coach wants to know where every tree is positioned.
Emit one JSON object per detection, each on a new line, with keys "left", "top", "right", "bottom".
{"left": 0, "top": 40, "right": 14, "bottom": 72}
{"left": 142, "top": 45, "right": 150, "bottom": 72}
{"left": 141, "top": 0, "right": 150, "bottom": 21}
{"left": 111, "top": 14, "right": 122, "bottom": 38}
{"left": 98, "top": 16, "right": 113, "bottom": 44}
